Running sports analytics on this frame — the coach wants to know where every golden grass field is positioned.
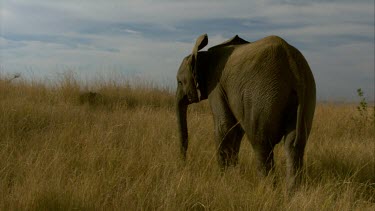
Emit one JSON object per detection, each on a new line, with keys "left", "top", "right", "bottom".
{"left": 0, "top": 74, "right": 374, "bottom": 210}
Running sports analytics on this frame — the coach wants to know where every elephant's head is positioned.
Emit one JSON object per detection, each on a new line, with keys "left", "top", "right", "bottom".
{"left": 176, "top": 34, "right": 208, "bottom": 159}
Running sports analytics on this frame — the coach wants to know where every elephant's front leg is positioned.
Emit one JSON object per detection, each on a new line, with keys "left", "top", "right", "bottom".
{"left": 210, "top": 93, "right": 244, "bottom": 169}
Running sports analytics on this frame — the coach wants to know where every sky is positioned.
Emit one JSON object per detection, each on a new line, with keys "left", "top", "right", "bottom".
{"left": 0, "top": 0, "right": 374, "bottom": 101}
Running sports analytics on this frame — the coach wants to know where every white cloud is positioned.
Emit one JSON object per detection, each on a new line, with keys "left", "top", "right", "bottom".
{"left": 123, "top": 29, "right": 142, "bottom": 35}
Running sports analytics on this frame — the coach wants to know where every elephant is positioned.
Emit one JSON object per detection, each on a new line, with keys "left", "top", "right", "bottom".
{"left": 176, "top": 34, "right": 316, "bottom": 191}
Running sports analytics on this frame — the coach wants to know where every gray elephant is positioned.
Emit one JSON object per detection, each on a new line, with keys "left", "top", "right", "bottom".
{"left": 176, "top": 34, "right": 316, "bottom": 190}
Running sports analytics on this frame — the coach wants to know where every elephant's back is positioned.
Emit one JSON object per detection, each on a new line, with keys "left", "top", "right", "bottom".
{"left": 221, "top": 36, "right": 297, "bottom": 122}
{"left": 223, "top": 36, "right": 294, "bottom": 84}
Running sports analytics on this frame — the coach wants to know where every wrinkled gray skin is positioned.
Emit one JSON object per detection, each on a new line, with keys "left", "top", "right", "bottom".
{"left": 176, "top": 34, "right": 316, "bottom": 191}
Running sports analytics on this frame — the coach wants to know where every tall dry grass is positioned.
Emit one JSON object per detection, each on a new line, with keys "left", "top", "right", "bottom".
{"left": 0, "top": 74, "right": 374, "bottom": 210}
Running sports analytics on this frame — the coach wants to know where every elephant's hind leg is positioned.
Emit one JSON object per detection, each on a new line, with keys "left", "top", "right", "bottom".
{"left": 216, "top": 122, "right": 244, "bottom": 168}
{"left": 251, "top": 141, "right": 275, "bottom": 178}
{"left": 209, "top": 93, "right": 244, "bottom": 169}
{"left": 242, "top": 111, "right": 279, "bottom": 178}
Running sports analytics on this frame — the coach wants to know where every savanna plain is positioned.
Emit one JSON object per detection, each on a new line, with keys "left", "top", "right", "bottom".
{"left": 0, "top": 74, "right": 374, "bottom": 210}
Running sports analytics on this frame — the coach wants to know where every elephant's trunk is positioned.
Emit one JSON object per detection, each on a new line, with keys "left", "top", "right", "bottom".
{"left": 176, "top": 85, "right": 189, "bottom": 160}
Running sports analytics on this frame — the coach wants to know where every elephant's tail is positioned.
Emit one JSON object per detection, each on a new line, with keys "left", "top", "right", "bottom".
{"left": 284, "top": 40, "right": 313, "bottom": 148}
{"left": 294, "top": 93, "right": 305, "bottom": 147}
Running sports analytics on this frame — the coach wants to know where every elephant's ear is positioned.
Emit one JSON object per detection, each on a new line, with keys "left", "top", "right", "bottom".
{"left": 192, "top": 34, "right": 208, "bottom": 56}
{"left": 208, "top": 35, "right": 249, "bottom": 51}
{"left": 191, "top": 34, "right": 208, "bottom": 70}
{"left": 191, "top": 34, "right": 207, "bottom": 77}
{"left": 191, "top": 34, "right": 208, "bottom": 100}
